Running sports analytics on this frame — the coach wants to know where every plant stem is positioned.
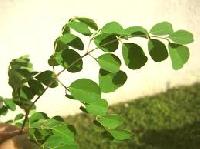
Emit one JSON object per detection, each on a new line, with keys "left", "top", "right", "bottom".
{"left": 89, "top": 54, "right": 98, "bottom": 62}
{"left": 57, "top": 79, "right": 69, "bottom": 91}
{"left": 20, "top": 37, "right": 119, "bottom": 132}
{"left": 150, "top": 35, "right": 170, "bottom": 42}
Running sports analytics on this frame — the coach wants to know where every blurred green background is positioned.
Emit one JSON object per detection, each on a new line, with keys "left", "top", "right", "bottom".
{"left": 65, "top": 83, "right": 200, "bottom": 149}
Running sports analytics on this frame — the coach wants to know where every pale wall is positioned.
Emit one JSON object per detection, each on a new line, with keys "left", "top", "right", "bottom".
{"left": 0, "top": 0, "right": 200, "bottom": 120}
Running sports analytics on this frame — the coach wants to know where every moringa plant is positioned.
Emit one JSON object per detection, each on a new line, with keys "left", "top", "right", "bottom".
{"left": 0, "top": 17, "right": 194, "bottom": 148}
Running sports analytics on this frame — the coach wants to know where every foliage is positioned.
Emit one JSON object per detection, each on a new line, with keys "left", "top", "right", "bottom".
{"left": 0, "top": 17, "right": 194, "bottom": 148}
{"left": 65, "top": 83, "right": 200, "bottom": 149}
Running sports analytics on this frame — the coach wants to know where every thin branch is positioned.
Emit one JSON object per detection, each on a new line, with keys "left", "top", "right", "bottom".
{"left": 89, "top": 54, "right": 98, "bottom": 62}
{"left": 57, "top": 79, "right": 69, "bottom": 91}
{"left": 20, "top": 37, "right": 119, "bottom": 132}
{"left": 20, "top": 86, "right": 49, "bottom": 133}
{"left": 150, "top": 35, "right": 170, "bottom": 42}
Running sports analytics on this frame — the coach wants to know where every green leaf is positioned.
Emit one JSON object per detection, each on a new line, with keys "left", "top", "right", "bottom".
{"left": 48, "top": 55, "right": 59, "bottom": 66}
{"left": 122, "top": 43, "right": 148, "bottom": 69}
{"left": 29, "top": 128, "right": 52, "bottom": 144}
{"left": 62, "top": 24, "right": 70, "bottom": 34}
{"left": 30, "top": 119, "right": 76, "bottom": 149}
{"left": 124, "top": 26, "right": 148, "bottom": 38}
{"left": 54, "top": 38, "right": 69, "bottom": 52}
{"left": 44, "top": 134, "right": 77, "bottom": 149}
{"left": 65, "top": 92, "right": 74, "bottom": 99}
{"left": 15, "top": 86, "right": 34, "bottom": 110}
{"left": 85, "top": 99, "right": 108, "bottom": 116}
{"left": 57, "top": 33, "right": 84, "bottom": 50}
{"left": 168, "top": 43, "right": 189, "bottom": 70}
{"left": 28, "top": 79, "right": 45, "bottom": 96}
{"left": 29, "top": 112, "right": 48, "bottom": 124}
{"left": 12, "top": 113, "right": 24, "bottom": 126}
{"left": 52, "top": 116, "right": 64, "bottom": 122}
{"left": 69, "top": 79, "right": 101, "bottom": 104}
{"left": 49, "top": 51, "right": 63, "bottom": 67}
{"left": 76, "top": 17, "right": 98, "bottom": 30}
{"left": 20, "top": 86, "right": 35, "bottom": 100}
{"left": 169, "top": 30, "right": 193, "bottom": 45}
{"left": 36, "top": 70, "right": 58, "bottom": 88}
{"left": 80, "top": 106, "right": 88, "bottom": 113}
{"left": 8, "top": 55, "right": 33, "bottom": 99}
{"left": 61, "top": 49, "right": 83, "bottom": 72}
{"left": 150, "top": 22, "right": 173, "bottom": 35}
{"left": 98, "top": 53, "right": 121, "bottom": 73}
{"left": 94, "top": 33, "right": 118, "bottom": 52}
{"left": 148, "top": 39, "right": 168, "bottom": 62}
{"left": 68, "top": 20, "right": 92, "bottom": 36}
{"left": 31, "top": 119, "right": 76, "bottom": 146}
{"left": 0, "top": 106, "right": 8, "bottom": 115}
{"left": 9, "top": 55, "right": 33, "bottom": 71}
{"left": 99, "top": 69, "right": 127, "bottom": 93}
{"left": 97, "top": 114, "right": 123, "bottom": 129}
{"left": 4, "top": 99, "right": 16, "bottom": 111}
{"left": 101, "top": 21, "right": 124, "bottom": 35}
{"left": 15, "top": 69, "right": 34, "bottom": 80}
{"left": 108, "top": 129, "right": 132, "bottom": 141}
{"left": 14, "top": 113, "right": 24, "bottom": 121}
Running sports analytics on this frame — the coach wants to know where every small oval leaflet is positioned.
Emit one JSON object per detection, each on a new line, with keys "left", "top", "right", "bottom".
{"left": 168, "top": 43, "right": 189, "bottom": 70}
{"left": 69, "top": 79, "right": 101, "bottom": 104}
{"left": 169, "top": 30, "right": 193, "bottom": 45}
{"left": 122, "top": 43, "right": 148, "bottom": 69}
{"left": 99, "top": 69, "right": 127, "bottom": 93}
{"left": 148, "top": 39, "right": 168, "bottom": 62}
{"left": 97, "top": 114, "right": 124, "bottom": 129}
{"left": 98, "top": 53, "right": 121, "bottom": 73}
{"left": 150, "top": 22, "right": 173, "bottom": 35}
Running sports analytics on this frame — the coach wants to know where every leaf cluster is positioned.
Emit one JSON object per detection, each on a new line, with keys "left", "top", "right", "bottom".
{"left": 0, "top": 17, "right": 194, "bottom": 148}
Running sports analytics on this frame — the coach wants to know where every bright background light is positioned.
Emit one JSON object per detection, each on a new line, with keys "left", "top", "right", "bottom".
{"left": 0, "top": 0, "right": 200, "bottom": 120}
